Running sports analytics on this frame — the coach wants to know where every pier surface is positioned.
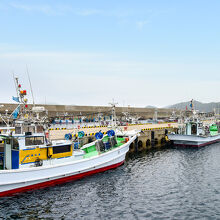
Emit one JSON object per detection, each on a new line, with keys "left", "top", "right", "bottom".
{"left": 49, "top": 123, "right": 178, "bottom": 140}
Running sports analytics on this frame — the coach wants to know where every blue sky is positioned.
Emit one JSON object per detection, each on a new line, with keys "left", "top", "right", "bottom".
{"left": 0, "top": 0, "right": 220, "bottom": 107}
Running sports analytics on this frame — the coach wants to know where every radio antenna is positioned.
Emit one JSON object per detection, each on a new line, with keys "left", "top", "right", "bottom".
{"left": 12, "top": 71, "right": 19, "bottom": 98}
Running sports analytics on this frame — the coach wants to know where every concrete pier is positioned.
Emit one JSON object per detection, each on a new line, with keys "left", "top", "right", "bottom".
{"left": 49, "top": 123, "right": 178, "bottom": 152}
{"left": 49, "top": 123, "right": 178, "bottom": 140}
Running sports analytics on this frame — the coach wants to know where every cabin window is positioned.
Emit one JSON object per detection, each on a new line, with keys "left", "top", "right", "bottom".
{"left": 12, "top": 138, "right": 19, "bottom": 150}
{"left": 25, "top": 137, "right": 44, "bottom": 146}
{"left": 53, "top": 145, "right": 71, "bottom": 154}
{"left": 23, "top": 126, "right": 35, "bottom": 133}
{"left": 37, "top": 126, "right": 44, "bottom": 133}
{"left": 35, "top": 137, "right": 44, "bottom": 145}
{"left": 15, "top": 127, "right": 22, "bottom": 134}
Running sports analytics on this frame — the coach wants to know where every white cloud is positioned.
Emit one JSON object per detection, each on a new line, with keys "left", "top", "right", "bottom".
{"left": 7, "top": 2, "right": 148, "bottom": 19}
{"left": 9, "top": 2, "right": 75, "bottom": 16}
{"left": 76, "top": 9, "right": 104, "bottom": 16}
{"left": 9, "top": 2, "right": 56, "bottom": 15}
{"left": 136, "top": 20, "right": 149, "bottom": 30}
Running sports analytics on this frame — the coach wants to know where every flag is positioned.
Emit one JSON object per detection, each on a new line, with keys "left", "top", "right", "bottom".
{"left": 190, "top": 99, "right": 193, "bottom": 108}
{"left": 12, "top": 106, "right": 20, "bottom": 119}
{"left": 12, "top": 96, "right": 19, "bottom": 102}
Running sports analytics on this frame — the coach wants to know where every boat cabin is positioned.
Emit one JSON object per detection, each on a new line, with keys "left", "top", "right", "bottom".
{"left": 185, "top": 121, "right": 204, "bottom": 136}
{"left": 0, "top": 124, "right": 73, "bottom": 170}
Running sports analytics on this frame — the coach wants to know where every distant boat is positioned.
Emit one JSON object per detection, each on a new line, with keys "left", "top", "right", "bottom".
{"left": 168, "top": 118, "right": 220, "bottom": 147}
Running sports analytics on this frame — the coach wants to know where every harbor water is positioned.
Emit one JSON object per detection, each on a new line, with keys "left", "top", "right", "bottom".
{"left": 0, "top": 144, "right": 220, "bottom": 219}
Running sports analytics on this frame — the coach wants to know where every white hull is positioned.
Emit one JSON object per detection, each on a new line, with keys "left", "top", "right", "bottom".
{"left": 168, "top": 134, "right": 220, "bottom": 147}
{"left": 0, "top": 136, "right": 136, "bottom": 196}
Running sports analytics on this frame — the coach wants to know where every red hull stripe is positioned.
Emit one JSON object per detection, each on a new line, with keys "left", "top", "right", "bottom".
{"left": 174, "top": 139, "right": 220, "bottom": 147}
{"left": 0, "top": 160, "right": 124, "bottom": 197}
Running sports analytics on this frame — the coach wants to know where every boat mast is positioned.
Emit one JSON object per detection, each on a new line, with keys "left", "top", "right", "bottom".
{"left": 109, "top": 99, "right": 118, "bottom": 129}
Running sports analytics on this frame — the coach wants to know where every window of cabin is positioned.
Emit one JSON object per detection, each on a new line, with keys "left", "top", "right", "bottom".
{"left": 53, "top": 145, "right": 71, "bottom": 154}
{"left": 25, "top": 137, "right": 35, "bottom": 146}
{"left": 37, "top": 126, "right": 44, "bottom": 133}
{"left": 35, "top": 137, "right": 44, "bottom": 145}
{"left": 15, "top": 127, "right": 22, "bottom": 134}
{"left": 12, "top": 138, "right": 19, "bottom": 150}
{"left": 25, "top": 137, "right": 44, "bottom": 146}
{"left": 23, "top": 126, "right": 35, "bottom": 134}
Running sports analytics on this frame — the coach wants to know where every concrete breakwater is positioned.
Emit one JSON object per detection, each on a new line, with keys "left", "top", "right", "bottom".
{"left": 0, "top": 103, "right": 179, "bottom": 123}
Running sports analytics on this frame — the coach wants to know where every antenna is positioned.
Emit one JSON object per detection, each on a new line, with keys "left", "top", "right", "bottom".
{"left": 26, "top": 65, "right": 35, "bottom": 106}
{"left": 12, "top": 72, "right": 19, "bottom": 98}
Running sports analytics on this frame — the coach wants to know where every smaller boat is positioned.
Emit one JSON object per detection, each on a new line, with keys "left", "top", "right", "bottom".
{"left": 168, "top": 117, "right": 220, "bottom": 147}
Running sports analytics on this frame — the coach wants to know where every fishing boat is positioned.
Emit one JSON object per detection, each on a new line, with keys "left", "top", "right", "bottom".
{"left": 168, "top": 106, "right": 220, "bottom": 147}
{"left": 0, "top": 78, "right": 137, "bottom": 197}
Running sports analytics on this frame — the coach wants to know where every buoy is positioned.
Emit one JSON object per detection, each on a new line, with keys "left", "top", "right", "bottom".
{"left": 95, "top": 132, "right": 103, "bottom": 140}
{"left": 107, "top": 130, "right": 115, "bottom": 137}
{"left": 65, "top": 133, "right": 72, "bottom": 140}
{"left": 125, "top": 137, "right": 129, "bottom": 143}
{"left": 78, "top": 131, "right": 85, "bottom": 138}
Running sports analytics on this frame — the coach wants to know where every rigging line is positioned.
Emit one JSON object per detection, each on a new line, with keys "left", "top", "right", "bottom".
{"left": 26, "top": 65, "right": 35, "bottom": 106}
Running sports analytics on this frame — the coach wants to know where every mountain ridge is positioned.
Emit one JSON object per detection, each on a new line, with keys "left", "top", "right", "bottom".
{"left": 166, "top": 100, "right": 220, "bottom": 112}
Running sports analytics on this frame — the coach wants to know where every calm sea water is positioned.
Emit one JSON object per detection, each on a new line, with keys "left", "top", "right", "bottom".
{"left": 0, "top": 144, "right": 220, "bottom": 220}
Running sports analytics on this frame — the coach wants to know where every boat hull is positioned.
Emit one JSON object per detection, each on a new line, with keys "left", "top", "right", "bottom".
{"left": 0, "top": 160, "right": 124, "bottom": 197}
{"left": 168, "top": 134, "right": 220, "bottom": 147}
{"left": 0, "top": 136, "right": 136, "bottom": 197}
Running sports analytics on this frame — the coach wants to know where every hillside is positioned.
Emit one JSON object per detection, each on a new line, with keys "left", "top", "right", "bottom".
{"left": 166, "top": 100, "right": 220, "bottom": 113}
{"left": 145, "top": 105, "right": 157, "bottom": 109}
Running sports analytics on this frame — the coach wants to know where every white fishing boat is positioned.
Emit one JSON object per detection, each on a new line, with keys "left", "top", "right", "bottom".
{"left": 168, "top": 108, "right": 220, "bottom": 147}
{"left": 0, "top": 130, "right": 136, "bottom": 197}
{"left": 0, "top": 77, "right": 137, "bottom": 197}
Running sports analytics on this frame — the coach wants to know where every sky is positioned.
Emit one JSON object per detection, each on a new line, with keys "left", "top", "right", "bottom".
{"left": 0, "top": 0, "right": 220, "bottom": 107}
